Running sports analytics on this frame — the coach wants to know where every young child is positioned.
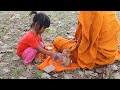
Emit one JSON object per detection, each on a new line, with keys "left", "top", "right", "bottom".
{"left": 16, "top": 11, "right": 59, "bottom": 64}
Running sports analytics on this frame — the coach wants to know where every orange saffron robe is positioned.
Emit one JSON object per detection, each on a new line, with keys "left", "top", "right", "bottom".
{"left": 53, "top": 11, "right": 120, "bottom": 69}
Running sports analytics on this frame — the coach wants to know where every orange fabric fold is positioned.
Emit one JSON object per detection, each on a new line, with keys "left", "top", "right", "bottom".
{"left": 37, "top": 44, "right": 80, "bottom": 72}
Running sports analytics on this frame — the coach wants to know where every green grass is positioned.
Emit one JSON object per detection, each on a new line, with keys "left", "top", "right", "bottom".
{"left": 72, "top": 69, "right": 79, "bottom": 75}
{"left": 36, "top": 70, "right": 44, "bottom": 77}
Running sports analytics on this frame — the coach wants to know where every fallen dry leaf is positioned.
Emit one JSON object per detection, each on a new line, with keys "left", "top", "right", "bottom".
{"left": 64, "top": 74, "right": 73, "bottom": 79}
{"left": 0, "top": 41, "right": 4, "bottom": 45}
{"left": 3, "top": 35, "right": 10, "bottom": 40}
{"left": 103, "top": 65, "right": 112, "bottom": 79}
{"left": 2, "top": 68, "right": 10, "bottom": 73}
{"left": 111, "top": 64, "right": 118, "bottom": 71}
{"left": 19, "top": 76, "right": 27, "bottom": 79}
{"left": 85, "top": 71, "right": 94, "bottom": 75}
{"left": 103, "top": 73, "right": 109, "bottom": 79}
{"left": 41, "top": 73, "right": 51, "bottom": 79}
{"left": 6, "top": 49, "right": 14, "bottom": 53}
{"left": 0, "top": 54, "right": 4, "bottom": 58}
{"left": 1, "top": 44, "right": 10, "bottom": 49}
{"left": 113, "top": 72, "right": 120, "bottom": 79}
{"left": 95, "top": 68, "right": 104, "bottom": 74}
{"left": 53, "top": 74, "right": 59, "bottom": 77}
{"left": 27, "top": 64, "right": 33, "bottom": 70}
{"left": 106, "top": 65, "right": 112, "bottom": 73}
{"left": 0, "top": 62, "right": 9, "bottom": 67}
{"left": 12, "top": 56, "right": 20, "bottom": 61}
{"left": 78, "top": 71, "right": 84, "bottom": 78}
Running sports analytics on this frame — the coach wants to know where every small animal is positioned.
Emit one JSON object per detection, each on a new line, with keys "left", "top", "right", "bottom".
{"left": 61, "top": 49, "right": 72, "bottom": 67}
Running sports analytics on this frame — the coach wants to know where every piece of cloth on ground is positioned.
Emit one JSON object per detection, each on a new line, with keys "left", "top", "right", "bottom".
{"left": 37, "top": 44, "right": 120, "bottom": 72}
{"left": 37, "top": 44, "right": 80, "bottom": 72}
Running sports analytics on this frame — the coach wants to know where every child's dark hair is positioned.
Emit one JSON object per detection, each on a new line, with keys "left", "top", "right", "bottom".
{"left": 30, "top": 11, "right": 50, "bottom": 30}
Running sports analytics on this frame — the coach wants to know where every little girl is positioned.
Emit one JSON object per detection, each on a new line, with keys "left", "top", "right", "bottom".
{"left": 16, "top": 11, "right": 59, "bottom": 64}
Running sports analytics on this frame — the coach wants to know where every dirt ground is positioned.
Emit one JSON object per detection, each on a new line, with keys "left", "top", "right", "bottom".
{"left": 0, "top": 11, "right": 120, "bottom": 79}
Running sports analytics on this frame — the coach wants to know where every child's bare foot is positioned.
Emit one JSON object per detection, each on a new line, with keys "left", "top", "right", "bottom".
{"left": 34, "top": 57, "right": 42, "bottom": 63}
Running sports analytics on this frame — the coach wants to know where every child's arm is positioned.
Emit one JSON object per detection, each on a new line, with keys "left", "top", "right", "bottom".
{"left": 36, "top": 47, "right": 58, "bottom": 60}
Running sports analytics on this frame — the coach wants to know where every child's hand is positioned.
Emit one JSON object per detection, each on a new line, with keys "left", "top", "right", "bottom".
{"left": 43, "top": 54, "right": 46, "bottom": 59}
{"left": 51, "top": 53, "right": 59, "bottom": 61}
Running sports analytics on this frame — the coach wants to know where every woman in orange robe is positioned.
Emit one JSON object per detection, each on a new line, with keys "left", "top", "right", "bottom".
{"left": 53, "top": 11, "right": 120, "bottom": 69}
